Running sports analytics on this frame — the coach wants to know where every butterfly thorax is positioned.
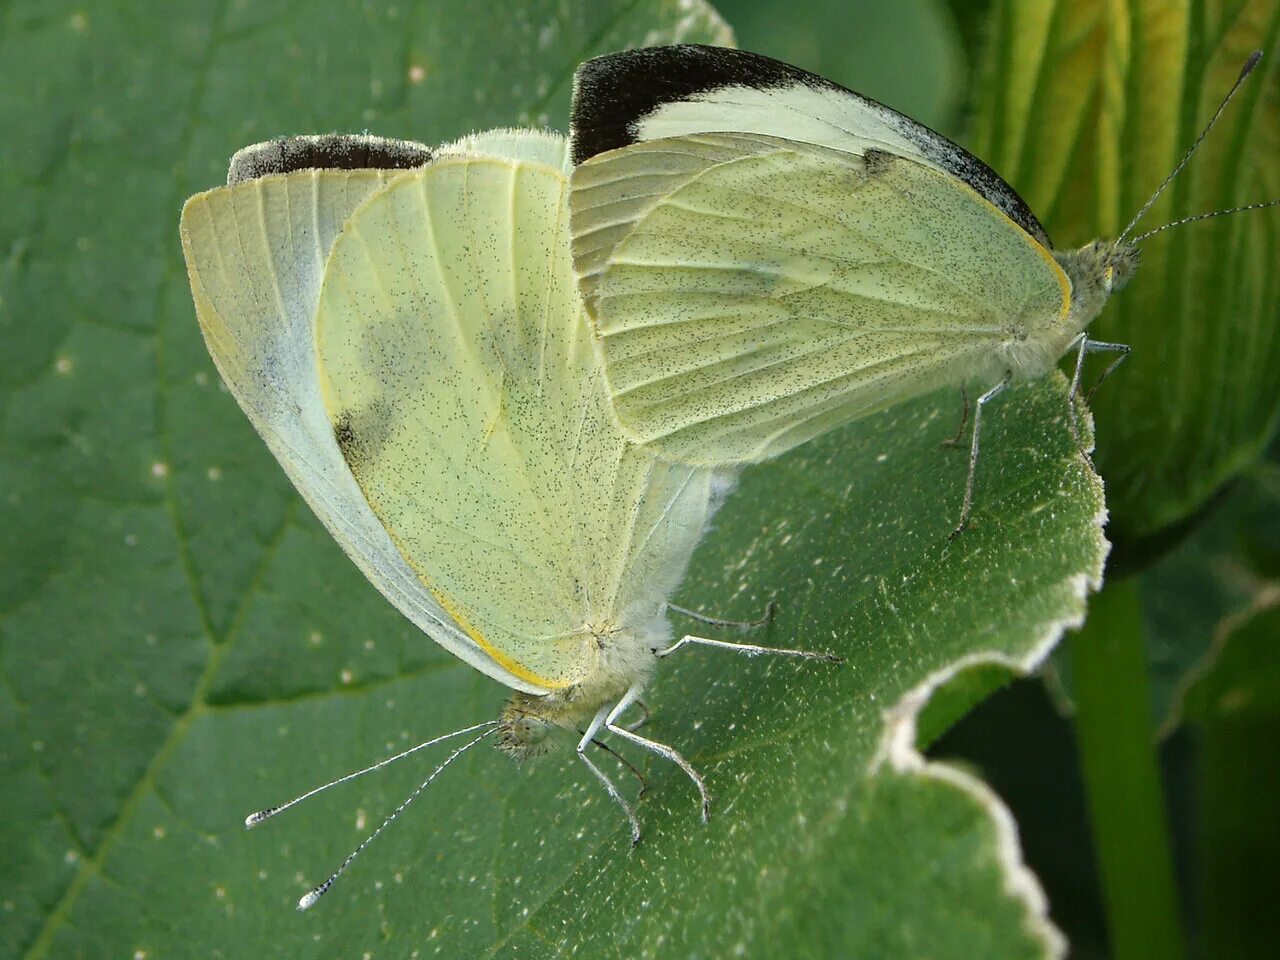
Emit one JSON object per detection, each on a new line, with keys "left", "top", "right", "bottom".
{"left": 1047, "top": 240, "right": 1139, "bottom": 361}
{"left": 494, "top": 617, "right": 666, "bottom": 760}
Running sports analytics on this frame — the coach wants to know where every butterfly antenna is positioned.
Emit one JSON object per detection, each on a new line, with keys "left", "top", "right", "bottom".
{"left": 244, "top": 719, "right": 498, "bottom": 828}
{"left": 1117, "top": 50, "right": 1264, "bottom": 244}
{"left": 297, "top": 725, "right": 497, "bottom": 911}
{"left": 1131, "top": 197, "right": 1280, "bottom": 242}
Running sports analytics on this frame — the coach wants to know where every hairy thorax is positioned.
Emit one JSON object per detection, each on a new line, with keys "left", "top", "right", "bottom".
{"left": 495, "top": 616, "right": 666, "bottom": 760}
{"left": 1000, "top": 238, "right": 1139, "bottom": 380}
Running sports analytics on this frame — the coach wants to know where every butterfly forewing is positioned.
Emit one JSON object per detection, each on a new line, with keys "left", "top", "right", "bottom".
{"left": 570, "top": 44, "right": 1049, "bottom": 246}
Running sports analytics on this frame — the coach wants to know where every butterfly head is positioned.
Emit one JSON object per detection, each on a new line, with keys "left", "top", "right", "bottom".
{"left": 494, "top": 622, "right": 661, "bottom": 761}
{"left": 1052, "top": 239, "right": 1139, "bottom": 346}
{"left": 1061, "top": 238, "right": 1139, "bottom": 299}
{"left": 496, "top": 692, "right": 559, "bottom": 760}
{"left": 1101, "top": 241, "right": 1139, "bottom": 295}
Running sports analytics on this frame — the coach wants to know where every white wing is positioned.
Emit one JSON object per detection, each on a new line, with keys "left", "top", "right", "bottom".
{"left": 226, "top": 133, "right": 433, "bottom": 184}
{"left": 179, "top": 137, "right": 548, "bottom": 694}
{"left": 569, "top": 44, "right": 1048, "bottom": 246}
{"left": 313, "top": 146, "right": 720, "bottom": 690}
{"left": 570, "top": 133, "right": 1070, "bottom": 464}
{"left": 437, "top": 126, "right": 572, "bottom": 172}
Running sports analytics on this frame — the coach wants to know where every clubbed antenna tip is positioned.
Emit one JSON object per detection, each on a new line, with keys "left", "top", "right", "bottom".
{"left": 297, "top": 887, "right": 326, "bottom": 911}
{"left": 244, "top": 807, "right": 280, "bottom": 829}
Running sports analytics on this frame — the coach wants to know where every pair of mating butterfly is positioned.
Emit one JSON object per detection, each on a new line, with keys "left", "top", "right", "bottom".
{"left": 180, "top": 45, "right": 1275, "bottom": 909}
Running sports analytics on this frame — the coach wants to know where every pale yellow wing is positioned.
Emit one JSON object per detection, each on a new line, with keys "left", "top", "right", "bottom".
{"left": 314, "top": 151, "right": 719, "bottom": 691}
{"left": 180, "top": 160, "right": 546, "bottom": 693}
{"left": 570, "top": 133, "right": 1071, "bottom": 464}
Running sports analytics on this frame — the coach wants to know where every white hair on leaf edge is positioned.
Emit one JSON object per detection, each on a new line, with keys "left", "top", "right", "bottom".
{"left": 866, "top": 401, "right": 1108, "bottom": 959}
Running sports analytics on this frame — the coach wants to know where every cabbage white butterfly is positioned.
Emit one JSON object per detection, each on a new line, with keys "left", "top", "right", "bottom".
{"left": 180, "top": 128, "right": 833, "bottom": 909}
{"left": 567, "top": 45, "right": 1279, "bottom": 534}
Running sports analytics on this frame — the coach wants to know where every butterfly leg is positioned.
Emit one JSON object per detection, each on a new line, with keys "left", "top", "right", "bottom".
{"left": 667, "top": 599, "right": 777, "bottom": 630}
{"left": 588, "top": 736, "right": 648, "bottom": 798}
{"left": 605, "top": 685, "right": 712, "bottom": 823}
{"left": 951, "top": 372, "right": 1012, "bottom": 540}
{"left": 655, "top": 634, "right": 840, "bottom": 662}
{"left": 1066, "top": 334, "right": 1131, "bottom": 458}
{"left": 604, "top": 686, "right": 716, "bottom": 824}
{"left": 577, "top": 703, "right": 642, "bottom": 845}
{"left": 1083, "top": 340, "right": 1131, "bottom": 402}
{"left": 942, "top": 383, "right": 970, "bottom": 448}
{"left": 617, "top": 697, "right": 651, "bottom": 732}
{"left": 605, "top": 726, "right": 707, "bottom": 822}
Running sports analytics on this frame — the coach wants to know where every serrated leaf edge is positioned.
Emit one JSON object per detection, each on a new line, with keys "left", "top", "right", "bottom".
{"left": 868, "top": 486, "right": 1109, "bottom": 958}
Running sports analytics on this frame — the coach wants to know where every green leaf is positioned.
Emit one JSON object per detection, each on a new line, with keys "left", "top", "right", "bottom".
{"left": 2, "top": 2, "right": 1108, "bottom": 957}
{"left": 941, "top": 0, "right": 996, "bottom": 73}
{"left": 969, "top": 0, "right": 1280, "bottom": 549}
{"left": 1146, "top": 458, "right": 1280, "bottom": 731}
{"left": 1048, "top": 456, "right": 1280, "bottom": 730}
{"left": 1180, "top": 586, "right": 1280, "bottom": 725}
{"left": 1142, "top": 453, "right": 1280, "bottom": 959}
{"left": 1179, "top": 597, "right": 1280, "bottom": 957}
{"left": 8, "top": 378, "right": 1106, "bottom": 959}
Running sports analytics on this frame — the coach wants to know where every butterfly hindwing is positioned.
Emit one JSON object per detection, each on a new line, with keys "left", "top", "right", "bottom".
{"left": 571, "top": 132, "right": 1069, "bottom": 464}
{"left": 179, "top": 136, "right": 547, "bottom": 693}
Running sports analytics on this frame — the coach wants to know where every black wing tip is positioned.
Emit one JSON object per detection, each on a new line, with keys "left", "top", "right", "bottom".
{"left": 575, "top": 44, "right": 837, "bottom": 89}
{"left": 570, "top": 44, "right": 843, "bottom": 166}
{"left": 226, "top": 134, "right": 433, "bottom": 184}
{"left": 567, "top": 44, "right": 1051, "bottom": 247}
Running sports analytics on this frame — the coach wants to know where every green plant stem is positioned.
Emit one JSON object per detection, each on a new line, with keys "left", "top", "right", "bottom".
{"left": 1069, "top": 579, "right": 1185, "bottom": 960}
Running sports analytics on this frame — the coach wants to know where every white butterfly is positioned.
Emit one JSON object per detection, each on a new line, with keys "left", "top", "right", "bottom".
{"left": 567, "top": 45, "right": 1276, "bottom": 533}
